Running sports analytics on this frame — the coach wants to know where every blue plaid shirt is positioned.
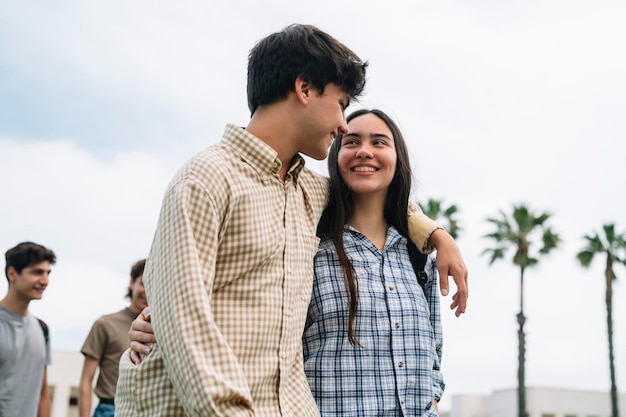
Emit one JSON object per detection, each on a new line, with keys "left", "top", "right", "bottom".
{"left": 303, "top": 225, "right": 444, "bottom": 417}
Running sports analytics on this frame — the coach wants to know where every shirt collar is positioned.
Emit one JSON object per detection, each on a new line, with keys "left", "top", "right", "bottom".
{"left": 344, "top": 224, "right": 405, "bottom": 252}
{"left": 221, "top": 124, "right": 306, "bottom": 182}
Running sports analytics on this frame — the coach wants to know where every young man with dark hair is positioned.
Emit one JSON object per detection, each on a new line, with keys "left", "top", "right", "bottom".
{"left": 78, "top": 259, "right": 147, "bottom": 417}
{"left": 0, "top": 241, "right": 56, "bottom": 417}
{"left": 116, "top": 23, "right": 468, "bottom": 417}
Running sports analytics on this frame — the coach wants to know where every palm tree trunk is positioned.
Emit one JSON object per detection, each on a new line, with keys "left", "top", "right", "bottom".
{"left": 606, "top": 278, "right": 619, "bottom": 417}
{"left": 518, "top": 267, "right": 527, "bottom": 417}
{"left": 605, "top": 255, "right": 619, "bottom": 417}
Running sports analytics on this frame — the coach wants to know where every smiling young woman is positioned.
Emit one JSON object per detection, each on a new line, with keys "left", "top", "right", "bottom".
{"left": 307, "top": 109, "right": 445, "bottom": 416}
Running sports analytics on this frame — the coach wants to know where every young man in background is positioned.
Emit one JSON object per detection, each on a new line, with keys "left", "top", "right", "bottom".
{"left": 0, "top": 241, "right": 56, "bottom": 417}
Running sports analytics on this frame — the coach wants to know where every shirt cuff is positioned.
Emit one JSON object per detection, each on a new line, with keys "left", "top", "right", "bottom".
{"left": 407, "top": 204, "right": 443, "bottom": 254}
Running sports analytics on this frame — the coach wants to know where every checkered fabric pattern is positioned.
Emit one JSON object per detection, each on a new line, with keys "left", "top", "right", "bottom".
{"left": 115, "top": 124, "right": 440, "bottom": 417}
{"left": 303, "top": 226, "right": 444, "bottom": 417}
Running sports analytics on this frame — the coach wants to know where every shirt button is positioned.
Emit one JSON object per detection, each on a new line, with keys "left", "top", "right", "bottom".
{"left": 398, "top": 361, "right": 404, "bottom": 368}
{"left": 281, "top": 353, "right": 287, "bottom": 359}
{"left": 286, "top": 267, "right": 292, "bottom": 274}
{"left": 285, "top": 309, "right": 292, "bottom": 317}
{"left": 394, "top": 322, "right": 400, "bottom": 329}
{"left": 388, "top": 286, "right": 394, "bottom": 291}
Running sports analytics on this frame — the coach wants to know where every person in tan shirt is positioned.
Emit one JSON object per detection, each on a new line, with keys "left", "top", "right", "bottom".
{"left": 116, "top": 24, "right": 468, "bottom": 417}
{"left": 78, "top": 259, "right": 147, "bottom": 417}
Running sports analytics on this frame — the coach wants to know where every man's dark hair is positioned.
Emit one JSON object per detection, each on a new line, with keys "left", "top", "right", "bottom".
{"left": 5, "top": 241, "right": 57, "bottom": 280}
{"left": 247, "top": 23, "right": 368, "bottom": 115}
{"left": 127, "top": 258, "right": 146, "bottom": 299}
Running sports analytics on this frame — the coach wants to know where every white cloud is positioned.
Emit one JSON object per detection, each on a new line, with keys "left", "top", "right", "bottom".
{"left": 0, "top": 138, "right": 173, "bottom": 349}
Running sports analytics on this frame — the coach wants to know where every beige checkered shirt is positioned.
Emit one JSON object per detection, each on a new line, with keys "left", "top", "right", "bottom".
{"left": 115, "top": 124, "right": 438, "bottom": 417}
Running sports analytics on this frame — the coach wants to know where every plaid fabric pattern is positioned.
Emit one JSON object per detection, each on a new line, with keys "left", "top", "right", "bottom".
{"left": 115, "top": 124, "right": 440, "bottom": 416}
{"left": 303, "top": 226, "right": 444, "bottom": 417}
{"left": 116, "top": 125, "right": 326, "bottom": 417}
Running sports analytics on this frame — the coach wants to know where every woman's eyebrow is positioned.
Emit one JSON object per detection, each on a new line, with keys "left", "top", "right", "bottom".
{"left": 343, "top": 132, "right": 391, "bottom": 139}
{"left": 370, "top": 132, "right": 392, "bottom": 139}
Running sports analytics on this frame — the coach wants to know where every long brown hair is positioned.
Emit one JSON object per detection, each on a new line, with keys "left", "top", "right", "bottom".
{"left": 316, "top": 109, "right": 413, "bottom": 346}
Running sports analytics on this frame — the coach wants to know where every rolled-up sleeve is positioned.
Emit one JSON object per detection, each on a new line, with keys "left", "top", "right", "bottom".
{"left": 407, "top": 203, "right": 442, "bottom": 254}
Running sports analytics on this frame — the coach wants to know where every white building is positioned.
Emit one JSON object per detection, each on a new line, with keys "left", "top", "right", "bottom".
{"left": 47, "top": 351, "right": 94, "bottom": 417}
{"left": 452, "top": 386, "right": 626, "bottom": 417}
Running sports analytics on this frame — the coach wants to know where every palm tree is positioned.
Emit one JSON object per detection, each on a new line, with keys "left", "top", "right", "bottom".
{"left": 420, "top": 198, "right": 462, "bottom": 239}
{"left": 576, "top": 223, "right": 626, "bottom": 417}
{"left": 482, "top": 204, "right": 560, "bottom": 417}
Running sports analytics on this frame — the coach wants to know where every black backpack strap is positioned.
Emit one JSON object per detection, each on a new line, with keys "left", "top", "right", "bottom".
{"left": 407, "top": 241, "right": 429, "bottom": 293}
{"left": 37, "top": 318, "right": 49, "bottom": 348}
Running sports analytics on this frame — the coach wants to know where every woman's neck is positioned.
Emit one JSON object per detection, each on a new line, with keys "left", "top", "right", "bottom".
{"left": 347, "top": 193, "right": 388, "bottom": 251}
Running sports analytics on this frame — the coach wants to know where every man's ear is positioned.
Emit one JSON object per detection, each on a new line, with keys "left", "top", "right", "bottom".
{"left": 6, "top": 266, "right": 17, "bottom": 284}
{"left": 295, "top": 77, "right": 311, "bottom": 105}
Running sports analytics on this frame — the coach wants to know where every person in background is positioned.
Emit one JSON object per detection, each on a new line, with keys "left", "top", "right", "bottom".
{"left": 78, "top": 259, "right": 147, "bottom": 417}
{"left": 304, "top": 109, "right": 445, "bottom": 416}
{"left": 0, "top": 241, "right": 56, "bottom": 417}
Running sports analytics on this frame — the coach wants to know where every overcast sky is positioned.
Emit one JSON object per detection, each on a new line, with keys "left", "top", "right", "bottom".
{"left": 1, "top": 0, "right": 625, "bottom": 411}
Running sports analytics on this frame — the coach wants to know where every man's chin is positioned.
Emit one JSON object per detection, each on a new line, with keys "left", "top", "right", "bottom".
{"left": 309, "top": 153, "right": 328, "bottom": 161}
{"left": 302, "top": 148, "right": 330, "bottom": 161}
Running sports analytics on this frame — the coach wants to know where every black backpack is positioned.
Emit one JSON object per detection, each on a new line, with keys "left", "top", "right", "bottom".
{"left": 407, "top": 241, "right": 430, "bottom": 293}
{"left": 37, "top": 318, "right": 49, "bottom": 348}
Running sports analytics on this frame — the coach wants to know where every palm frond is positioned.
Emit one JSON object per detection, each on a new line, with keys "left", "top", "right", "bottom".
{"left": 483, "top": 203, "right": 559, "bottom": 270}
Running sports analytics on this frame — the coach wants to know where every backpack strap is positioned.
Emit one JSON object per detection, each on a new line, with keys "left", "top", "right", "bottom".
{"left": 37, "top": 318, "right": 49, "bottom": 348}
{"left": 407, "top": 241, "right": 429, "bottom": 293}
